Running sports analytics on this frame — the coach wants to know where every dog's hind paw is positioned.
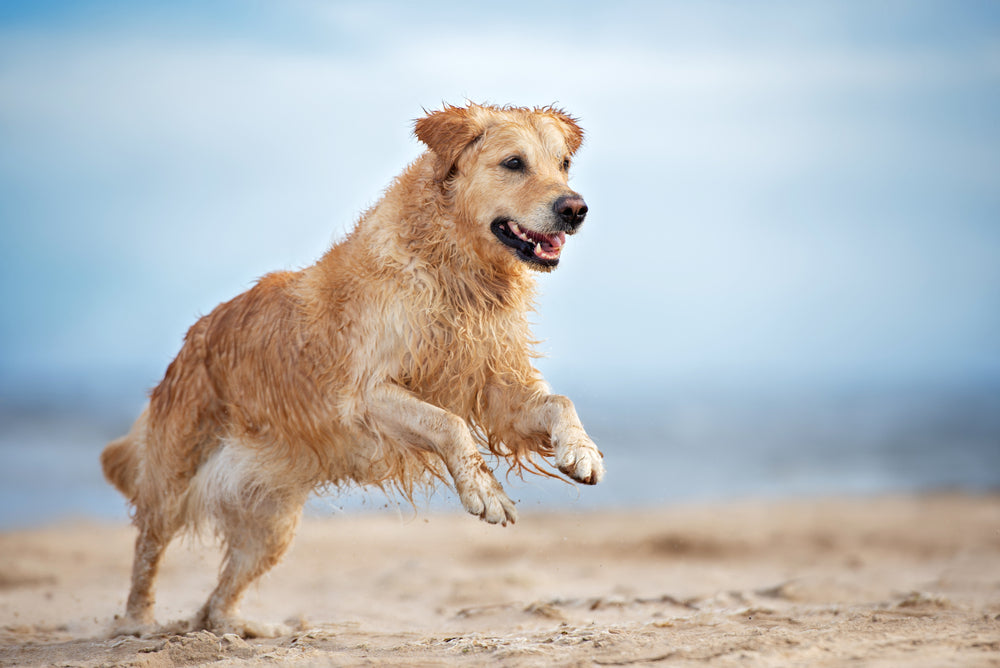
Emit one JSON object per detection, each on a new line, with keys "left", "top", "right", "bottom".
{"left": 555, "top": 433, "right": 604, "bottom": 485}
{"left": 227, "top": 619, "right": 292, "bottom": 639}
{"left": 109, "top": 614, "right": 159, "bottom": 638}
{"left": 196, "top": 614, "right": 292, "bottom": 638}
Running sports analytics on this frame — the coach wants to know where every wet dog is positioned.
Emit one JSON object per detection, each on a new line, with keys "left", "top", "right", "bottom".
{"left": 101, "top": 103, "right": 604, "bottom": 637}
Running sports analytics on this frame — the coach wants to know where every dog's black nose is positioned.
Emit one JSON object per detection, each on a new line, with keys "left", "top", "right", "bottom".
{"left": 554, "top": 195, "right": 588, "bottom": 229}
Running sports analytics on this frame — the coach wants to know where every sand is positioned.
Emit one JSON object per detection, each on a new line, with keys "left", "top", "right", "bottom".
{"left": 1, "top": 494, "right": 998, "bottom": 666}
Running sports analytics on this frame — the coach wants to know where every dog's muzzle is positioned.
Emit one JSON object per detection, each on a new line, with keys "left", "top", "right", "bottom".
{"left": 491, "top": 219, "right": 567, "bottom": 269}
{"left": 491, "top": 194, "right": 588, "bottom": 269}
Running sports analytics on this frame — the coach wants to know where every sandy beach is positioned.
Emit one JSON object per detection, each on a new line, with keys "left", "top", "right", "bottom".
{"left": 1, "top": 494, "right": 998, "bottom": 666}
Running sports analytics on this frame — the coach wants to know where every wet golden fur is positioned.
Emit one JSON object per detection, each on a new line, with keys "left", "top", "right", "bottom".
{"left": 101, "top": 103, "right": 604, "bottom": 637}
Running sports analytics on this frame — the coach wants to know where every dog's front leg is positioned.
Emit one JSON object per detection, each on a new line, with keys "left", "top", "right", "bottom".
{"left": 367, "top": 384, "right": 517, "bottom": 525}
{"left": 502, "top": 389, "right": 605, "bottom": 485}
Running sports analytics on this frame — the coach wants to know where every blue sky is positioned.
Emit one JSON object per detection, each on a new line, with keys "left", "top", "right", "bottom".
{"left": 2, "top": 1, "right": 999, "bottom": 405}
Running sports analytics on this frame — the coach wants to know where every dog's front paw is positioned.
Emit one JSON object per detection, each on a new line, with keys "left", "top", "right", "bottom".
{"left": 455, "top": 464, "right": 518, "bottom": 526}
{"left": 555, "top": 431, "right": 604, "bottom": 485}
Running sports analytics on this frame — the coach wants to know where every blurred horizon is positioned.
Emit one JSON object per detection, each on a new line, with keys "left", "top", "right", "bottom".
{"left": 1, "top": 1, "right": 998, "bottom": 527}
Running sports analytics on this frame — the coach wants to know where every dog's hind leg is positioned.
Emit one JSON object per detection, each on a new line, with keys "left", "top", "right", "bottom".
{"left": 195, "top": 499, "right": 304, "bottom": 637}
{"left": 114, "top": 507, "right": 181, "bottom": 636}
{"left": 190, "top": 443, "right": 308, "bottom": 637}
{"left": 108, "top": 418, "right": 186, "bottom": 637}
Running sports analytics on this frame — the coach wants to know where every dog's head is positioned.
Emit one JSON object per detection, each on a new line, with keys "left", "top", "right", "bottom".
{"left": 415, "top": 103, "right": 587, "bottom": 272}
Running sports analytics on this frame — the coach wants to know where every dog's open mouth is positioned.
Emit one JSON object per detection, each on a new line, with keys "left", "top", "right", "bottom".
{"left": 491, "top": 219, "right": 566, "bottom": 268}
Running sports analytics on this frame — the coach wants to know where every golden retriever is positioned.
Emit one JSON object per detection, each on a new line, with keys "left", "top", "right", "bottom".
{"left": 101, "top": 103, "right": 604, "bottom": 637}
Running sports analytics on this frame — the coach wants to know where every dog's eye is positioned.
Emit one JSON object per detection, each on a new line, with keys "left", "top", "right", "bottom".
{"left": 501, "top": 156, "right": 525, "bottom": 172}
{"left": 561, "top": 158, "right": 571, "bottom": 171}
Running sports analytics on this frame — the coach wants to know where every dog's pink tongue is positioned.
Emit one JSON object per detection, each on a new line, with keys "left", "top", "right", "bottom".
{"left": 541, "top": 232, "right": 566, "bottom": 252}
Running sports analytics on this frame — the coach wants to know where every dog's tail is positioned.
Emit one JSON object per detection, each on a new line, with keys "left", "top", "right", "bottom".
{"left": 100, "top": 403, "right": 149, "bottom": 501}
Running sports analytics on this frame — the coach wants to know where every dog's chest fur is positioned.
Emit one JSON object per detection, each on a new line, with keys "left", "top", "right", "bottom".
{"left": 383, "top": 269, "right": 538, "bottom": 420}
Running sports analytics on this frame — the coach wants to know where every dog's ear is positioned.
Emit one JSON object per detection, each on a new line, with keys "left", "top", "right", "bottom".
{"left": 414, "top": 105, "right": 484, "bottom": 180}
{"left": 546, "top": 108, "right": 585, "bottom": 156}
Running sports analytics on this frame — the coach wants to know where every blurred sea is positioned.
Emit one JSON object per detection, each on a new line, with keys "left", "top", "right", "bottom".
{"left": 1, "top": 383, "right": 998, "bottom": 530}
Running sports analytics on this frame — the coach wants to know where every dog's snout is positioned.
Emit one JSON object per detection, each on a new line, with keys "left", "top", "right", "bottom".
{"left": 554, "top": 195, "right": 588, "bottom": 230}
